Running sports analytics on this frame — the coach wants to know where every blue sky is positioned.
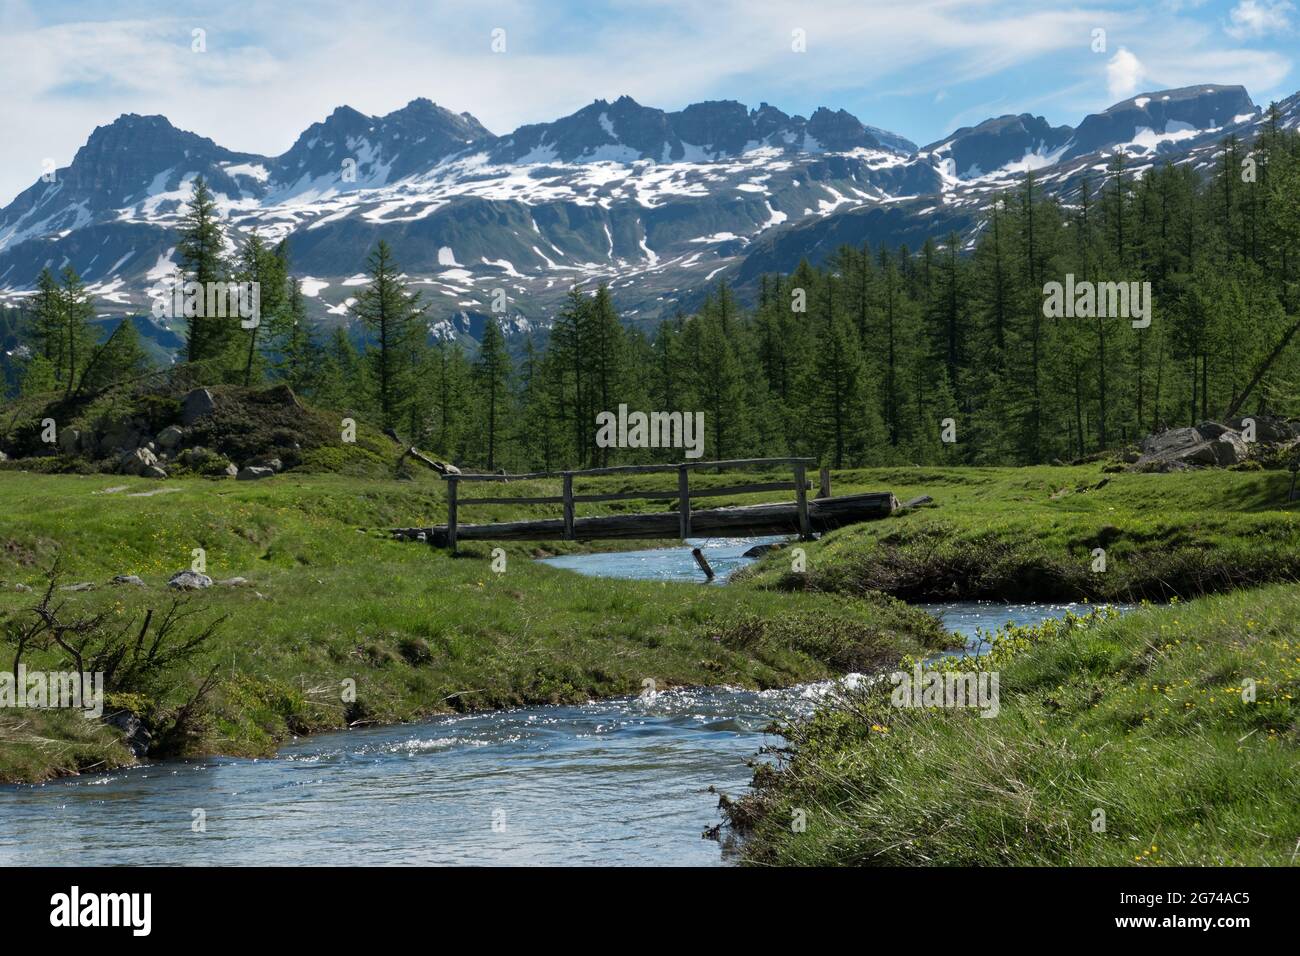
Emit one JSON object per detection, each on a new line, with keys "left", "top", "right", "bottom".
{"left": 1, "top": 0, "right": 1296, "bottom": 203}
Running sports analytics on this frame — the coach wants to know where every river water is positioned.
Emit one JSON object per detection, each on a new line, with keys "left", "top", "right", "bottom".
{"left": 0, "top": 538, "right": 1115, "bottom": 866}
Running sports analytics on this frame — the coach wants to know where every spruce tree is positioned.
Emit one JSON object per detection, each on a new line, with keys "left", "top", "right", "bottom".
{"left": 176, "top": 176, "right": 231, "bottom": 367}
{"left": 353, "top": 241, "right": 426, "bottom": 430}
{"left": 430, "top": 340, "right": 473, "bottom": 461}
{"left": 57, "top": 267, "right": 97, "bottom": 395}
{"left": 474, "top": 316, "right": 511, "bottom": 471}
{"left": 236, "top": 231, "right": 287, "bottom": 387}
{"left": 32, "top": 268, "right": 63, "bottom": 376}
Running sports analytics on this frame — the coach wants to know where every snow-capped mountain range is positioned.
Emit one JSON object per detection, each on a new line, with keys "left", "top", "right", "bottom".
{"left": 0, "top": 84, "right": 1294, "bottom": 345}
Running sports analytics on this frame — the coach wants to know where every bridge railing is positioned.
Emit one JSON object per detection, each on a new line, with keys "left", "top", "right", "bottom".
{"left": 441, "top": 457, "right": 828, "bottom": 550}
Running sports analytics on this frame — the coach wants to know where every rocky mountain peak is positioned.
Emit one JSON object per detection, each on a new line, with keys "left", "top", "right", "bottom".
{"left": 272, "top": 100, "right": 492, "bottom": 192}
{"left": 923, "top": 112, "right": 1074, "bottom": 179}
{"left": 805, "top": 107, "right": 881, "bottom": 151}
{"left": 385, "top": 97, "right": 492, "bottom": 141}
{"left": 1064, "top": 84, "right": 1258, "bottom": 159}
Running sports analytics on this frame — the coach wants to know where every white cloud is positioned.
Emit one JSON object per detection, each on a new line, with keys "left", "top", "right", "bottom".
{"left": 1226, "top": 1, "right": 1294, "bottom": 40}
{"left": 0, "top": 0, "right": 1113, "bottom": 204}
{"left": 0, "top": 0, "right": 1294, "bottom": 206}
{"left": 1107, "top": 47, "right": 1147, "bottom": 99}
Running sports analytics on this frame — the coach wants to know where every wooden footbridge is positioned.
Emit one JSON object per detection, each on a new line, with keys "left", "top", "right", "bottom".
{"left": 392, "top": 457, "right": 897, "bottom": 550}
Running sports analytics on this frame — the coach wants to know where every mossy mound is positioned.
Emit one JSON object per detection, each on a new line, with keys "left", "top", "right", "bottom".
{"left": 0, "top": 368, "right": 406, "bottom": 479}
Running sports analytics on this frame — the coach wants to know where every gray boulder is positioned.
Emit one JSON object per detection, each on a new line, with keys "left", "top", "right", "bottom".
{"left": 1193, "top": 420, "right": 1231, "bottom": 440}
{"left": 237, "top": 465, "right": 275, "bottom": 481}
{"left": 181, "top": 388, "right": 217, "bottom": 426}
{"left": 119, "top": 447, "right": 159, "bottom": 476}
{"left": 142, "top": 464, "right": 168, "bottom": 479}
{"left": 99, "top": 421, "right": 143, "bottom": 456}
{"left": 156, "top": 424, "right": 185, "bottom": 450}
{"left": 111, "top": 574, "right": 146, "bottom": 587}
{"left": 57, "top": 427, "right": 81, "bottom": 454}
{"left": 1208, "top": 431, "right": 1249, "bottom": 465}
{"left": 168, "top": 570, "right": 213, "bottom": 590}
{"left": 59, "top": 582, "right": 96, "bottom": 592}
{"left": 1136, "top": 422, "right": 1248, "bottom": 470}
{"left": 243, "top": 456, "right": 282, "bottom": 472}
{"left": 1228, "top": 416, "right": 1300, "bottom": 443}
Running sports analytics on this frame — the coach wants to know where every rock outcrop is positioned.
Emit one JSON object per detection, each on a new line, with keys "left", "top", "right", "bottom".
{"left": 119, "top": 446, "right": 161, "bottom": 476}
{"left": 57, "top": 426, "right": 81, "bottom": 454}
{"left": 167, "top": 570, "right": 213, "bottom": 590}
{"left": 156, "top": 424, "right": 185, "bottom": 450}
{"left": 181, "top": 387, "right": 217, "bottom": 426}
{"left": 1134, "top": 418, "right": 1299, "bottom": 471}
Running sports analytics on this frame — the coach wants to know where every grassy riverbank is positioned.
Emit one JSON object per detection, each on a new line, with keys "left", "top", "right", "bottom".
{"left": 730, "top": 584, "right": 1300, "bottom": 865}
{"left": 0, "top": 469, "right": 949, "bottom": 784}
{"left": 740, "top": 465, "right": 1300, "bottom": 601}
{"left": 727, "top": 465, "right": 1300, "bottom": 865}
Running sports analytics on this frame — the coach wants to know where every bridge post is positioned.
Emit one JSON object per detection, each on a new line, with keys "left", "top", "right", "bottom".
{"left": 818, "top": 466, "right": 831, "bottom": 499}
{"left": 563, "top": 473, "right": 575, "bottom": 540}
{"left": 793, "top": 463, "right": 812, "bottom": 539}
{"left": 446, "top": 477, "right": 458, "bottom": 552}
{"left": 677, "top": 465, "right": 691, "bottom": 539}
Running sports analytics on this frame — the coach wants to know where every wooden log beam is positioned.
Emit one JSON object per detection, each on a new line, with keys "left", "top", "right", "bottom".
{"left": 449, "top": 457, "right": 818, "bottom": 481}
{"left": 455, "top": 481, "right": 808, "bottom": 507}
{"left": 403, "top": 447, "right": 456, "bottom": 474}
{"left": 575, "top": 480, "right": 807, "bottom": 504}
{"left": 446, "top": 477, "right": 459, "bottom": 552}
{"left": 678, "top": 466, "right": 690, "bottom": 539}
{"left": 793, "top": 463, "right": 811, "bottom": 539}
{"left": 562, "top": 473, "right": 575, "bottom": 540}
{"left": 691, "top": 547, "right": 715, "bottom": 581}
{"left": 459, "top": 495, "right": 566, "bottom": 506}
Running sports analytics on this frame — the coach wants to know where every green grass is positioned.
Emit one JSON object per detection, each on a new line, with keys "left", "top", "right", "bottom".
{"left": 739, "top": 464, "right": 1300, "bottom": 601}
{"left": 0, "top": 709, "right": 131, "bottom": 783}
{"left": 731, "top": 584, "right": 1300, "bottom": 865}
{"left": 0, "top": 470, "right": 949, "bottom": 783}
